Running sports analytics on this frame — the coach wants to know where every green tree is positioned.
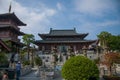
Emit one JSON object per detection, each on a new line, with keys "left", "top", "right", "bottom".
{"left": 22, "top": 34, "right": 35, "bottom": 60}
{"left": 107, "top": 35, "right": 120, "bottom": 51}
{"left": 97, "top": 31, "right": 111, "bottom": 49}
{"left": 98, "top": 31, "right": 120, "bottom": 52}
{"left": 62, "top": 56, "right": 99, "bottom": 80}
{"left": 20, "top": 49, "right": 26, "bottom": 62}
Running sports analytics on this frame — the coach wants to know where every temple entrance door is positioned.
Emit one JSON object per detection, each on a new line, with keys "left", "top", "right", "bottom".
{"left": 58, "top": 45, "right": 68, "bottom": 53}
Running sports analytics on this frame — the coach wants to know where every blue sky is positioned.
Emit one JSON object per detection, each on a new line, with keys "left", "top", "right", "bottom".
{"left": 0, "top": 0, "right": 120, "bottom": 40}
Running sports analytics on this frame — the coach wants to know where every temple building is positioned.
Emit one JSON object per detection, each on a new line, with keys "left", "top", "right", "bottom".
{"left": 35, "top": 28, "right": 97, "bottom": 55}
{"left": 0, "top": 12, "right": 26, "bottom": 53}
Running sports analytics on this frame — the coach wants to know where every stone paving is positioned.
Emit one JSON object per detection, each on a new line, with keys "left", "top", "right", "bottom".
{"left": 20, "top": 68, "right": 104, "bottom": 80}
{"left": 20, "top": 68, "right": 63, "bottom": 80}
{"left": 20, "top": 70, "right": 40, "bottom": 80}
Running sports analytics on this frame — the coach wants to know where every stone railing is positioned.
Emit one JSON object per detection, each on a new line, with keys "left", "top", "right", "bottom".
{"left": 21, "top": 65, "right": 32, "bottom": 76}
{"left": 40, "top": 70, "right": 54, "bottom": 80}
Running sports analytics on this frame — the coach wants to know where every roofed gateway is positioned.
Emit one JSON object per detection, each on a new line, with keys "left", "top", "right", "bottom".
{"left": 35, "top": 28, "right": 97, "bottom": 54}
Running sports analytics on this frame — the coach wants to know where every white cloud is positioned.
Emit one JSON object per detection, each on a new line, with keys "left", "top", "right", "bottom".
{"left": 57, "top": 2, "right": 62, "bottom": 10}
{"left": 73, "top": 0, "right": 120, "bottom": 35}
{"left": 78, "top": 20, "right": 120, "bottom": 32}
{"left": 96, "top": 20, "right": 120, "bottom": 27}
{"left": 0, "top": 0, "right": 56, "bottom": 39}
{"left": 74, "top": 0, "right": 117, "bottom": 16}
{"left": 0, "top": 0, "right": 11, "bottom": 13}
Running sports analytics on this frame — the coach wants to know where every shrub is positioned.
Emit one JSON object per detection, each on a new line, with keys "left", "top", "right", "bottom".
{"left": 61, "top": 56, "right": 99, "bottom": 80}
{"left": 103, "top": 75, "right": 120, "bottom": 80}
{"left": 23, "top": 60, "right": 30, "bottom": 66}
{"left": 34, "top": 56, "right": 42, "bottom": 66}
{"left": 0, "top": 53, "right": 8, "bottom": 63}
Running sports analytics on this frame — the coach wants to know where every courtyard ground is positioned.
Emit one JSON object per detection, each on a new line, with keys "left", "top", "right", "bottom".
{"left": 20, "top": 68, "right": 63, "bottom": 80}
{"left": 20, "top": 68, "right": 105, "bottom": 80}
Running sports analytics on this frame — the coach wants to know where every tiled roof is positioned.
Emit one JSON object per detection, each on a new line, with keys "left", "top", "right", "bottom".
{"left": 36, "top": 28, "right": 96, "bottom": 44}
{"left": 39, "top": 28, "right": 88, "bottom": 39}
{"left": 0, "top": 25, "right": 25, "bottom": 35}
{"left": 0, "top": 12, "right": 26, "bottom": 26}
{"left": 49, "top": 29, "right": 78, "bottom": 35}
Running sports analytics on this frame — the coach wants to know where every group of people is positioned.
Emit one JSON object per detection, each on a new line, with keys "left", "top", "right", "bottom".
{"left": 2, "top": 61, "right": 21, "bottom": 80}
{"left": 2, "top": 53, "right": 21, "bottom": 80}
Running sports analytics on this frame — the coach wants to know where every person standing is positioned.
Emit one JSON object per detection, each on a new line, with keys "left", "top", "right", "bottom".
{"left": 15, "top": 61, "right": 21, "bottom": 80}
{"left": 14, "top": 53, "right": 19, "bottom": 63}
{"left": 9, "top": 53, "right": 15, "bottom": 68}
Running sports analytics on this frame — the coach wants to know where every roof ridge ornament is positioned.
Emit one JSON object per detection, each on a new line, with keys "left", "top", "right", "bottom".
{"left": 9, "top": 1, "right": 12, "bottom": 13}
{"left": 74, "top": 27, "right": 76, "bottom": 31}
{"left": 49, "top": 28, "right": 53, "bottom": 34}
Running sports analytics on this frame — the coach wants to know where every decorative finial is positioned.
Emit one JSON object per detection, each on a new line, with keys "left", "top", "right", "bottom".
{"left": 74, "top": 27, "right": 76, "bottom": 31}
{"left": 9, "top": 1, "right": 12, "bottom": 13}
{"left": 50, "top": 28, "right": 52, "bottom": 31}
{"left": 50, "top": 28, "right": 52, "bottom": 34}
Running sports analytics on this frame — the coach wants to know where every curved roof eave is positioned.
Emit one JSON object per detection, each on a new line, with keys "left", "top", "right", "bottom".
{"left": 0, "top": 12, "right": 26, "bottom": 26}
{"left": 34, "top": 40, "right": 96, "bottom": 44}
{"left": 12, "top": 13, "right": 26, "bottom": 26}
{"left": 38, "top": 33, "right": 89, "bottom": 39}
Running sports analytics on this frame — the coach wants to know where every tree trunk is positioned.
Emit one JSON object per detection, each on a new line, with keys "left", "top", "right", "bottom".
{"left": 27, "top": 45, "right": 30, "bottom": 60}
{"left": 108, "top": 66, "right": 112, "bottom": 76}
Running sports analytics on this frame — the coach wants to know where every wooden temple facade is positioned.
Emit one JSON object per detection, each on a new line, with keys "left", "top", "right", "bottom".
{"left": 0, "top": 12, "right": 26, "bottom": 52}
{"left": 35, "top": 28, "right": 97, "bottom": 54}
